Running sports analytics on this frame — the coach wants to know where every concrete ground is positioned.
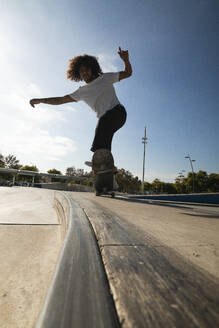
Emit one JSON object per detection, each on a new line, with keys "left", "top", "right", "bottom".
{"left": 1, "top": 188, "right": 219, "bottom": 327}
{"left": 70, "top": 192, "right": 219, "bottom": 327}
{"left": 0, "top": 187, "right": 58, "bottom": 225}
{"left": 0, "top": 187, "right": 62, "bottom": 328}
{"left": 71, "top": 192, "right": 219, "bottom": 280}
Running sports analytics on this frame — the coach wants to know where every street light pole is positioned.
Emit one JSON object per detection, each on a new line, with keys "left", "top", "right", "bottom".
{"left": 142, "top": 126, "right": 147, "bottom": 193}
{"left": 185, "top": 155, "right": 196, "bottom": 193}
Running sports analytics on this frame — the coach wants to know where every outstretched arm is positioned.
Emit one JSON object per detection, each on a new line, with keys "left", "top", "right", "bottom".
{"left": 118, "top": 46, "right": 132, "bottom": 81}
{"left": 29, "top": 95, "right": 76, "bottom": 108}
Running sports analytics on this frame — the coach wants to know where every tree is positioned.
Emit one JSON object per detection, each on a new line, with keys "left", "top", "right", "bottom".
{"left": 0, "top": 154, "right": 4, "bottom": 167}
{"left": 47, "top": 169, "right": 62, "bottom": 175}
{"left": 143, "top": 182, "right": 152, "bottom": 193}
{"left": 116, "top": 169, "right": 141, "bottom": 193}
{"left": 208, "top": 173, "right": 219, "bottom": 192}
{"left": 21, "top": 165, "right": 39, "bottom": 172}
{"left": 151, "top": 179, "right": 163, "bottom": 194}
{"left": 20, "top": 165, "right": 39, "bottom": 182}
{"left": 47, "top": 168, "right": 63, "bottom": 182}
{"left": 3, "top": 154, "right": 22, "bottom": 169}
{"left": 196, "top": 171, "right": 208, "bottom": 193}
{"left": 185, "top": 172, "right": 195, "bottom": 193}
{"left": 19, "top": 165, "right": 40, "bottom": 183}
{"left": 162, "top": 183, "right": 177, "bottom": 194}
{"left": 174, "top": 176, "right": 187, "bottom": 194}
{"left": 0, "top": 154, "right": 22, "bottom": 181}
{"left": 76, "top": 168, "right": 85, "bottom": 177}
{"left": 133, "top": 176, "right": 141, "bottom": 193}
{"left": 66, "top": 166, "right": 77, "bottom": 176}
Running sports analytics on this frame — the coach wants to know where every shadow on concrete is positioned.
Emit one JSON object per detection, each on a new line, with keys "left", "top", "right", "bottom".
{"left": 112, "top": 195, "right": 219, "bottom": 219}
{"left": 129, "top": 193, "right": 219, "bottom": 205}
{"left": 180, "top": 212, "right": 219, "bottom": 220}
{"left": 113, "top": 195, "right": 194, "bottom": 210}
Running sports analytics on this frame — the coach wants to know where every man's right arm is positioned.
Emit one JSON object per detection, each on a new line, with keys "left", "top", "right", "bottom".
{"left": 30, "top": 95, "right": 76, "bottom": 108}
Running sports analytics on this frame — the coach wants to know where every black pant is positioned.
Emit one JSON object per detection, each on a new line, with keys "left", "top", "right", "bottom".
{"left": 91, "top": 104, "right": 127, "bottom": 152}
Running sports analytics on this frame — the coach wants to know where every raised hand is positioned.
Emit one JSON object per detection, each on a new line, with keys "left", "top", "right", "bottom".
{"left": 29, "top": 98, "right": 41, "bottom": 108}
{"left": 118, "top": 46, "right": 129, "bottom": 62}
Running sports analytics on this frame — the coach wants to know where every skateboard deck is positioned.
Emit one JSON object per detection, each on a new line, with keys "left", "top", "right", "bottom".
{"left": 92, "top": 149, "right": 115, "bottom": 197}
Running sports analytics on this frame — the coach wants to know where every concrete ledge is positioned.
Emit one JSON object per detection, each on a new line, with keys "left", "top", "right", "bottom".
{"left": 35, "top": 191, "right": 120, "bottom": 328}
{"left": 54, "top": 191, "right": 70, "bottom": 241}
{"left": 70, "top": 192, "right": 219, "bottom": 328}
{"left": 38, "top": 182, "right": 93, "bottom": 192}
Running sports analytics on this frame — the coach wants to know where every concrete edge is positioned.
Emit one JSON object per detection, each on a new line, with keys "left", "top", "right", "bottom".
{"left": 129, "top": 193, "right": 219, "bottom": 206}
{"left": 34, "top": 191, "right": 120, "bottom": 328}
{"left": 53, "top": 191, "right": 70, "bottom": 241}
{"left": 120, "top": 195, "right": 219, "bottom": 207}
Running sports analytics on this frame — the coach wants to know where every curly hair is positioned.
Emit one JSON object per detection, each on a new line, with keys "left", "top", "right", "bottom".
{"left": 66, "top": 54, "right": 103, "bottom": 82}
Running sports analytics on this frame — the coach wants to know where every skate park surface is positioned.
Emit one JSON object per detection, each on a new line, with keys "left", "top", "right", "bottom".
{"left": 0, "top": 187, "right": 219, "bottom": 327}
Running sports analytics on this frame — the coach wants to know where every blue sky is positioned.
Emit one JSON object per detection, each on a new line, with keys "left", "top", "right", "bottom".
{"left": 0, "top": 0, "right": 218, "bottom": 182}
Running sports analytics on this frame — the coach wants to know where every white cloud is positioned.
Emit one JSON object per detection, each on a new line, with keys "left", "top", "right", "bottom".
{"left": 0, "top": 33, "right": 13, "bottom": 66}
{"left": 97, "top": 53, "right": 119, "bottom": 72}
{"left": 0, "top": 83, "right": 77, "bottom": 168}
{"left": 0, "top": 83, "right": 66, "bottom": 123}
{"left": 59, "top": 104, "right": 77, "bottom": 113}
{"left": 26, "top": 83, "right": 42, "bottom": 97}
{"left": 0, "top": 125, "right": 76, "bottom": 160}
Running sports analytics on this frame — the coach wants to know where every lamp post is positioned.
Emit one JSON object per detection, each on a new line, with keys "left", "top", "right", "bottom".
{"left": 185, "top": 155, "right": 196, "bottom": 193}
{"left": 142, "top": 126, "right": 147, "bottom": 193}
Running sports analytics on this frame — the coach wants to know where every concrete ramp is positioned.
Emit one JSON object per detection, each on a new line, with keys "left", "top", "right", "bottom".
{"left": 1, "top": 188, "right": 219, "bottom": 328}
{"left": 0, "top": 187, "right": 62, "bottom": 328}
{"left": 0, "top": 187, "right": 58, "bottom": 225}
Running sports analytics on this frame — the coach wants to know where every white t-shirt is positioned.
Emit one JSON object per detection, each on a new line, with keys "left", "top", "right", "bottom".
{"left": 69, "top": 72, "right": 121, "bottom": 118}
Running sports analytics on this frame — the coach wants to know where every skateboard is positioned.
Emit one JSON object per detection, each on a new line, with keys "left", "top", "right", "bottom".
{"left": 92, "top": 149, "right": 116, "bottom": 197}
